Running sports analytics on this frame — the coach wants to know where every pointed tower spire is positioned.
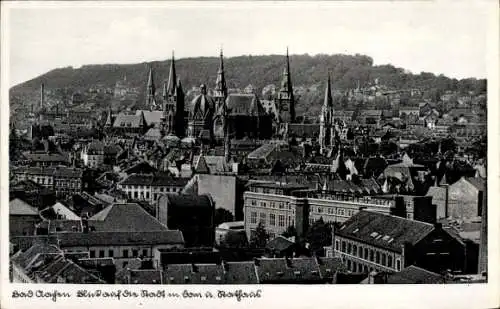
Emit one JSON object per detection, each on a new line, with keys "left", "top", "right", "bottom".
{"left": 214, "top": 47, "right": 228, "bottom": 109}
{"left": 277, "top": 47, "right": 295, "bottom": 123}
{"left": 324, "top": 71, "right": 333, "bottom": 107}
{"left": 166, "top": 51, "right": 177, "bottom": 97}
{"left": 146, "top": 65, "right": 156, "bottom": 107}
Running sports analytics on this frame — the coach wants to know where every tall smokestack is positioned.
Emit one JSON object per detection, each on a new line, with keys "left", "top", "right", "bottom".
{"left": 40, "top": 83, "right": 45, "bottom": 110}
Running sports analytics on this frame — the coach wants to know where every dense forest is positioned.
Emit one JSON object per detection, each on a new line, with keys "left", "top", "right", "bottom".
{"left": 10, "top": 53, "right": 486, "bottom": 115}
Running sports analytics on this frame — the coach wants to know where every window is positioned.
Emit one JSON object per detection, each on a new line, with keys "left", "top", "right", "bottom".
{"left": 341, "top": 241, "right": 346, "bottom": 252}
{"left": 250, "top": 212, "right": 257, "bottom": 224}
{"left": 134, "top": 192, "right": 138, "bottom": 199}
{"left": 90, "top": 250, "right": 95, "bottom": 258}
{"left": 318, "top": 207, "right": 323, "bottom": 213}
{"left": 370, "top": 250, "right": 374, "bottom": 261}
{"left": 133, "top": 250, "right": 138, "bottom": 257}
{"left": 376, "top": 252, "right": 380, "bottom": 264}
{"left": 382, "top": 254, "right": 386, "bottom": 266}
{"left": 278, "top": 215, "right": 285, "bottom": 227}
{"left": 347, "top": 243, "right": 352, "bottom": 254}
{"left": 335, "top": 240, "right": 340, "bottom": 250}
{"left": 259, "top": 213, "right": 266, "bottom": 225}
{"left": 347, "top": 260, "right": 351, "bottom": 270}
{"left": 269, "top": 214, "right": 276, "bottom": 226}
{"left": 99, "top": 250, "right": 105, "bottom": 258}
{"left": 364, "top": 248, "right": 369, "bottom": 259}
{"left": 250, "top": 200, "right": 256, "bottom": 206}
{"left": 123, "top": 249, "right": 129, "bottom": 258}
{"left": 396, "top": 259, "right": 401, "bottom": 271}
{"left": 288, "top": 216, "right": 293, "bottom": 225}
{"left": 358, "top": 246, "right": 363, "bottom": 257}
{"left": 388, "top": 256, "right": 393, "bottom": 268}
{"left": 108, "top": 250, "right": 114, "bottom": 257}
{"left": 353, "top": 245, "right": 357, "bottom": 257}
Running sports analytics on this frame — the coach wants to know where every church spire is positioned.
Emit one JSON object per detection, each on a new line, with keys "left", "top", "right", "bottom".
{"left": 324, "top": 71, "right": 333, "bottom": 107}
{"left": 166, "top": 51, "right": 177, "bottom": 98}
{"left": 146, "top": 65, "right": 156, "bottom": 107}
{"left": 276, "top": 47, "right": 295, "bottom": 123}
{"left": 214, "top": 47, "right": 228, "bottom": 106}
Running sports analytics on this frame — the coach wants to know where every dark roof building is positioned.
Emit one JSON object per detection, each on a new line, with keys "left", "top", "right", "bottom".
{"left": 157, "top": 194, "right": 215, "bottom": 247}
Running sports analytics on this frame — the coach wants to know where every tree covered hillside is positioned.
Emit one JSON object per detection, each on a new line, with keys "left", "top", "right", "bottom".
{"left": 10, "top": 53, "right": 486, "bottom": 113}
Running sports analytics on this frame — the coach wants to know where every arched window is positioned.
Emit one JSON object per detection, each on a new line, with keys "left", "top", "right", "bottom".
{"left": 376, "top": 252, "right": 380, "bottom": 264}
{"left": 341, "top": 241, "right": 346, "bottom": 252}
{"left": 353, "top": 245, "right": 357, "bottom": 257}
{"left": 382, "top": 254, "right": 387, "bottom": 266}
{"left": 388, "top": 255, "right": 393, "bottom": 268}
{"left": 370, "top": 250, "right": 374, "bottom": 262}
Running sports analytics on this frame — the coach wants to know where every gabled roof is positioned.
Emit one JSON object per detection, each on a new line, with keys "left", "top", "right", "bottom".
{"left": 10, "top": 198, "right": 39, "bottom": 216}
{"left": 266, "top": 235, "right": 295, "bottom": 252}
{"left": 385, "top": 265, "right": 444, "bottom": 284}
{"left": 136, "top": 110, "right": 163, "bottom": 126}
{"left": 117, "top": 269, "right": 163, "bottom": 284}
{"left": 463, "top": 177, "right": 486, "bottom": 192}
{"left": 113, "top": 113, "right": 145, "bottom": 128}
{"left": 89, "top": 203, "right": 168, "bottom": 232}
{"left": 256, "top": 257, "right": 323, "bottom": 283}
{"left": 226, "top": 93, "right": 266, "bottom": 116}
{"left": 54, "top": 231, "right": 184, "bottom": 247}
{"left": 336, "top": 210, "right": 435, "bottom": 253}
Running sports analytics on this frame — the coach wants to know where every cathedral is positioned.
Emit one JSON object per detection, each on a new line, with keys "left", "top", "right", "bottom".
{"left": 121, "top": 48, "right": 296, "bottom": 145}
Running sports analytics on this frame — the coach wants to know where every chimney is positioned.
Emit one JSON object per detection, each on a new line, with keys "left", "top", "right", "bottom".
{"left": 40, "top": 83, "right": 45, "bottom": 110}
{"left": 294, "top": 199, "right": 310, "bottom": 244}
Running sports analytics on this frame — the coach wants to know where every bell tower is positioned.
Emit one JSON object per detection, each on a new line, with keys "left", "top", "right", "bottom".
{"left": 276, "top": 48, "right": 295, "bottom": 124}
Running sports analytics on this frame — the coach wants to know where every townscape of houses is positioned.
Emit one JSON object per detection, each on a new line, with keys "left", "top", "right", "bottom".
{"left": 9, "top": 49, "right": 487, "bottom": 285}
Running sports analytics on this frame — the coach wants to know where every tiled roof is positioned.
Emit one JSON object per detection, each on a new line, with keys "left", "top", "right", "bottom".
{"left": 385, "top": 265, "right": 444, "bottom": 284}
{"left": 316, "top": 257, "right": 347, "bottom": 281}
{"left": 47, "top": 231, "right": 184, "bottom": 247}
{"left": 48, "top": 220, "right": 84, "bottom": 233}
{"left": 136, "top": 110, "right": 163, "bottom": 126}
{"left": 223, "top": 261, "right": 259, "bottom": 284}
{"left": 89, "top": 203, "right": 168, "bottom": 232}
{"left": 265, "top": 236, "right": 295, "bottom": 252}
{"left": 287, "top": 124, "right": 321, "bottom": 137}
{"left": 247, "top": 143, "right": 279, "bottom": 160}
{"left": 9, "top": 198, "right": 39, "bottom": 216}
{"left": 336, "top": 210, "right": 435, "bottom": 253}
{"left": 37, "top": 256, "right": 106, "bottom": 283}
{"left": 22, "top": 152, "right": 68, "bottom": 163}
{"left": 159, "top": 194, "right": 214, "bottom": 209}
{"left": 226, "top": 93, "right": 266, "bottom": 116}
{"left": 113, "top": 113, "right": 145, "bottom": 128}
{"left": 464, "top": 177, "right": 486, "bottom": 192}
{"left": 256, "top": 257, "right": 323, "bottom": 283}
{"left": 120, "top": 173, "right": 188, "bottom": 187}
{"left": 117, "top": 269, "right": 163, "bottom": 284}
{"left": 144, "top": 128, "right": 163, "bottom": 140}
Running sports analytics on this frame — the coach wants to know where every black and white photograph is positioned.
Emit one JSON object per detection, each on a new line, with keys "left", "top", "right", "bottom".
{"left": 2, "top": 1, "right": 497, "bottom": 306}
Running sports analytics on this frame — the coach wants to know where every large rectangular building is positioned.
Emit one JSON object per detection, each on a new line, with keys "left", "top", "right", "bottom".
{"left": 243, "top": 182, "right": 397, "bottom": 240}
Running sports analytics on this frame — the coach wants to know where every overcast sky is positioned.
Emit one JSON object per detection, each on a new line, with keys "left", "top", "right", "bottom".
{"left": 6, "top": 1, "right": 494, "bottom": 87}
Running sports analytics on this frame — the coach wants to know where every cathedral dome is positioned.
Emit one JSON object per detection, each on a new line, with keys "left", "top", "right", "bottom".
{"left": 190, "top": 84, "right": 215, "bottom": 118}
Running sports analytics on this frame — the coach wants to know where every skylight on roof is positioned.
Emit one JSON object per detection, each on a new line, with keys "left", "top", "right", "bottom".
{"left": 382, "top": 235, "right": 390, "bottom": 241}
{"left": 340, "top": 225, "right": 346, "bottom": 230}
{"left": 387, "top": 238, "right": 394, "bottom": 243}
{"left": 375, "top": 235, "right": 383, "bottom": 240}
{"left": 370, "top": 232, "right": 379, "bottom": 238}
{"left": 352, "top": 228, "right": 359, "bottom": 234}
